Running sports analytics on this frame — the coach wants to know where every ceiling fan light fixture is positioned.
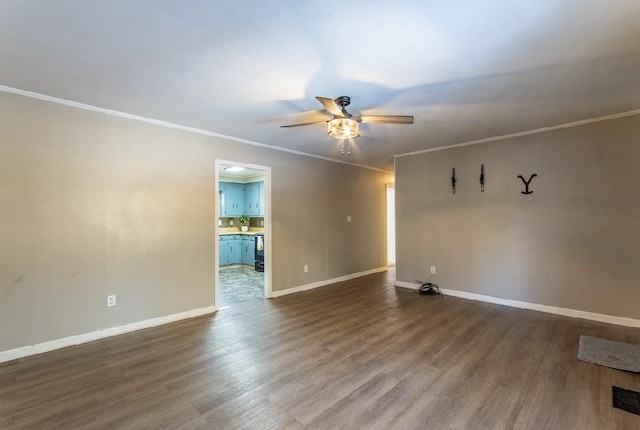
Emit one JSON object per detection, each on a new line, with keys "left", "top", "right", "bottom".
{"left": 328, "top": 118, "right": 359, "bottom": 139}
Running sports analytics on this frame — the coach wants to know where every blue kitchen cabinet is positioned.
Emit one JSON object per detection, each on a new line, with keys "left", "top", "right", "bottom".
{"left": 257, "top": 181, "right": 264, "bottom": 216}
{"left": 244, "top": 182, "right": 257, "bottom": 215}
{"left": 228, "top": 238, "right": 241, "bottom": 264}
{"left": 241, "top": 235, "right": 255, "bottom": 265}
{"left": 219, "top": 240, "right": 229, "bottom": 266}
{"left": 244, "top": 181, "right": 264, "bottom": 216}
{"left": 220, "top": 235, "right": 241, "bottom": 265}
{"left": 220, "top": 182, "right": 244, "bottom": 217}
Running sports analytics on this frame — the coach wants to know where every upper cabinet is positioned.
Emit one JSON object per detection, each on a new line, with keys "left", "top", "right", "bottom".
{"left": 220, "top": 182, "right": 245, "bottom": 217}
{"left": 220, "top": 180, "right": 264, "bottom": 217}
{"left": 258, "top": 182, "right": 264, "bottom": 216}
{"left": 244, "top": 181, "right": 264, "bottom": 216}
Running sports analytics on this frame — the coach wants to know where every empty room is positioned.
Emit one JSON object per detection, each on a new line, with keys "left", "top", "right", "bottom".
{"left": 1, "top": 1, "right": 639, "bottom": 429}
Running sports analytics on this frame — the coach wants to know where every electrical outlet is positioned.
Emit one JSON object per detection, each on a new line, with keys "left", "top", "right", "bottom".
{"left": 347, "top": 215, "right": 351, "bottom": 222}
{"left": 430, "top": 266, "right": 436, "bottom": 274}
{"left": 218, "top": 219, "right": 222, "bottom": 226}
{"left": 230, "top": 220, "right": 234, "bottom": 226}
{"left": 260, "top": 219, "right": 264, "bottom": 226}
{"left": 106, "top": 295, "right": 116, "bottom": 307}
{"left": 304, "top": 264, "right": 308, "bottom": 273}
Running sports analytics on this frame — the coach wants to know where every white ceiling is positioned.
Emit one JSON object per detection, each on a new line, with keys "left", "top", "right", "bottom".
{"left": 1, "top": 1, "right": 639, "bottom": 171}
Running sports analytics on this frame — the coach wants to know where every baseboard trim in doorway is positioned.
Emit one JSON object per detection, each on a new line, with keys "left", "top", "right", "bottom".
{"left": 272, "top": 267, "right": 388, "bottom": 298}
{"left": 394, "top": 281, "right": 640, "bottom": 328}
{"left": 0, "top": 306, "right": 216, "bottom": 364}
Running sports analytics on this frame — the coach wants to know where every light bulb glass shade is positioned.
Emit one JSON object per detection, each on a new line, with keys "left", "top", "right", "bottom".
{"left": 327, "top": 118, "right": 359, "bottom": 139}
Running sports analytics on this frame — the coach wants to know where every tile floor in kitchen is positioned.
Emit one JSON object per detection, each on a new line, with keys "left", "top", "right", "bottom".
{"left": 219, "top": 265, "right": 264, "bottom": 307}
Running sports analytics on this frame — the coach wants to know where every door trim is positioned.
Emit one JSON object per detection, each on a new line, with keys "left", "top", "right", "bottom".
{"left": 214, "top": 159, "right": 272, "bottom": 310}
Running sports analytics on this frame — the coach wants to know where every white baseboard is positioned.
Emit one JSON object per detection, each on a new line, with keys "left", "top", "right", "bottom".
{"left": 272, "top": 267, "right": 388, "bottom": 298}
{"left": 0, "top": 306, "right": 216, "bottom": 364}
{"left": 394, "top": 281, "right": 640, "bottom": 328}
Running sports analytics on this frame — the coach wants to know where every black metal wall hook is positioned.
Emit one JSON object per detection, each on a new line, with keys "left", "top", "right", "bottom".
{"left": 451, "top": 168, "right": 457, "bottom": 194}
{"left": 517, "top": 174, "right": 537, "bottom": 194}
{"left": 480, "top": 164, "right": 485, "bottom": 192}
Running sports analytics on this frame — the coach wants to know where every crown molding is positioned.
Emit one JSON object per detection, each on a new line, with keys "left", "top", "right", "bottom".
{"left": 0, "top": 85, "right": 392, "bottom": 174}
{"left": 395, "top": 109, "right": 640, "bottom": 158}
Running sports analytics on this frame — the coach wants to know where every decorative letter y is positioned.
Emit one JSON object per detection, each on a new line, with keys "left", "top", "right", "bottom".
{"left": 517, "top": 174, "right": 537, "bottom": 194}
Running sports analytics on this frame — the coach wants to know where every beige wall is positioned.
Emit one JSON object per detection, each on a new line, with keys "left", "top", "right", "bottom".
{"left": 395, "top": 114, "right": 640, "bottom": 320}
{"left": 0, "top": 91, "right": 389, "bottom": 352}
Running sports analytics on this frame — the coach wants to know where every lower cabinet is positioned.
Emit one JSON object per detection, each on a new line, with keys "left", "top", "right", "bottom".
{"left": 219, "top": 241, "right": 229, "bottom": 265}
{"left": 228, "top": 239, "right": 240, "bottom": 264}
{"left": 219, "top": 235, "right": 241, "bottom": 266}
{"left": 241, "top": 236, "right": 255, "bottom": 265}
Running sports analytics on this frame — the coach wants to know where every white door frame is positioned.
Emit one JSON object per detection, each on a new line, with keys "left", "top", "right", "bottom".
{"left": 214, "top": 159, "right": 272, "bottom": 310}
{"left": 386, "top": 183, "right": 395, "bottom": 267}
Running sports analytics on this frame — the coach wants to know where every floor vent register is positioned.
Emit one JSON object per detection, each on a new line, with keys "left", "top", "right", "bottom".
{"left": 612, "top": 386, "right": 640, "bottom": 416}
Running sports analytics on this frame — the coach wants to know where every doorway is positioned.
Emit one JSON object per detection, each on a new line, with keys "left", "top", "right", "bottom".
{"left": 214, "top": 159, "right": 271, "bottom": 310}
{"left": 386, "top": 184, "right": 395, "bottom": 266}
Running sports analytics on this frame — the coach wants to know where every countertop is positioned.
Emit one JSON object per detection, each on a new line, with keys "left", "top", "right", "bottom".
{"left": 219, "top": 228, "right": 264, "bottom": 236}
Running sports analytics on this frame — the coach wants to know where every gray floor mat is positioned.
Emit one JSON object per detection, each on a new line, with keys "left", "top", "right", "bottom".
{"left": 578, "top": 335, "right": 640, "bottom": 372}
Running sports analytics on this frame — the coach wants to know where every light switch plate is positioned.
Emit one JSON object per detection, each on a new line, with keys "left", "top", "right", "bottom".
{"left": 106, "top": 295, "right": 116, "bottom": 307}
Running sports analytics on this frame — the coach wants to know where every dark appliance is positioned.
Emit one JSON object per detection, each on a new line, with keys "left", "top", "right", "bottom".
{"left": 254, "top": 233, "right": 264, "bottom": 272}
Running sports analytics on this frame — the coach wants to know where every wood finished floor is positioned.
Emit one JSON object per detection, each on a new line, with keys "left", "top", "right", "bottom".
{"left": 1, "top": 270, "right": 639, "bottom": 429}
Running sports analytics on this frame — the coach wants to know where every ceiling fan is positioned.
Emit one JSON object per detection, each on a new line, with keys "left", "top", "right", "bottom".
{"left": 280, "top": 96, "right": 414, "bottom": 141}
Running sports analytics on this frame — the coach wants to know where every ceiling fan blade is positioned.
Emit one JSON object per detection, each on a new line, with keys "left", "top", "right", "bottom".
{"left": 280, "top": 120, "right": 328, "bottom": 128}
{"left": 357, "top": 115, "right": 414, "bottom": 124}
{"left": 316, "top": 96, "right": 344, "bottom": 117}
